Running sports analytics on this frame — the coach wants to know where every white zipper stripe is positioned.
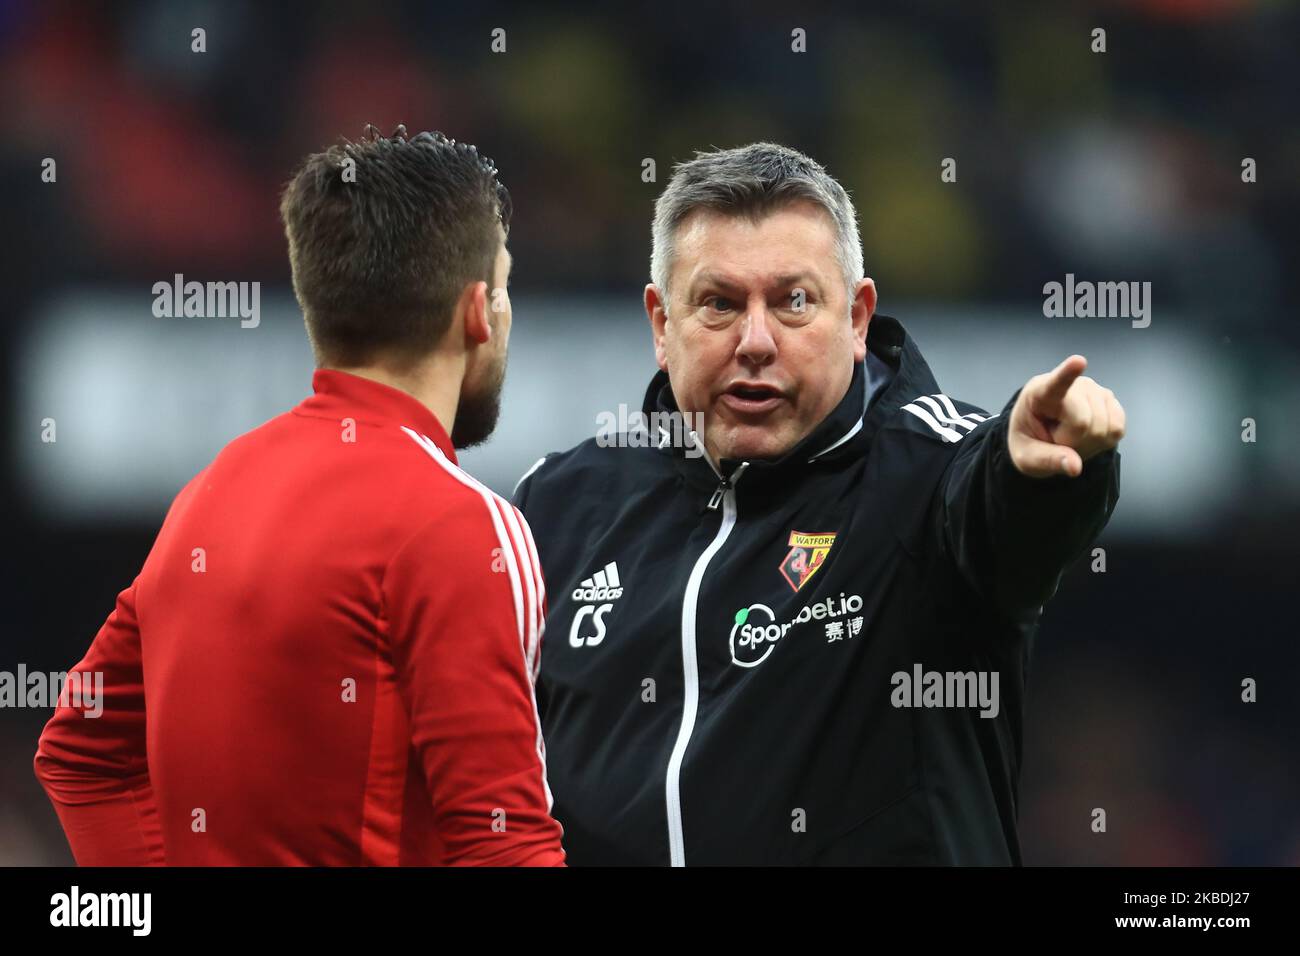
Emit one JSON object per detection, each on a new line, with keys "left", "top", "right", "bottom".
{"left": 665, "top": 464, "right": 747, "bottom": 866}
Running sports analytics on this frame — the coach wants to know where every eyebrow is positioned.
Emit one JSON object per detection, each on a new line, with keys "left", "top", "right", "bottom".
{"left": 689, "top": 272, "right": 820, "bottom": 294}
{"left": 689, "top": 272, "right": 743, "bottom": 295}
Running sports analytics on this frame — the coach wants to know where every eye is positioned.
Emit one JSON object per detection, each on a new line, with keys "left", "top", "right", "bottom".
{"left": 705, "top": 296, "right": 735, "bottom": 313}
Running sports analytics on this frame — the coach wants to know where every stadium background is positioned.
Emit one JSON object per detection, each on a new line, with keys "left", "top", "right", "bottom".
{"left": 2, "top": 0, "right": 1297, "bottom": 864}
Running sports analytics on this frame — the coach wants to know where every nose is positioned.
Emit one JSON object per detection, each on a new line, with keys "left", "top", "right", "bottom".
{"left": 736, "top": 298, "right": 777, "bottom": 367}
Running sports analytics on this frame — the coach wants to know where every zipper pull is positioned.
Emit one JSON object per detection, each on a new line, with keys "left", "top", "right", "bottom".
{"left": 705, "top": 461, "right": 747, "bottom": 512}
{"left": 706, "top": 479, "right": 728, "bottom": 511}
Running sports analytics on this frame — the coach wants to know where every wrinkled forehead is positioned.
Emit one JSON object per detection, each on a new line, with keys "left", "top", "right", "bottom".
{"left": 670, "top": 201, "right": 841, "bottom": 293}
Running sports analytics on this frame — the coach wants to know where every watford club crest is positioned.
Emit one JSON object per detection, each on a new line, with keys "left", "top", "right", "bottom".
{"left": 779, "top": 531, "right": 836, "bottom": 592}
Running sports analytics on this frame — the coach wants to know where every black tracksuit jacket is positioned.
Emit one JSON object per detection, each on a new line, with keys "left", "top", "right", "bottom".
{"left": 512, "top": 314, "right": 1120, "bottom": 865}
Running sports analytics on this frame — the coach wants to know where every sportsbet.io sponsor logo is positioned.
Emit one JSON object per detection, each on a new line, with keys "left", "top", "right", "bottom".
{"left": 730, "top": 592, "right": 864, "bottom": 668}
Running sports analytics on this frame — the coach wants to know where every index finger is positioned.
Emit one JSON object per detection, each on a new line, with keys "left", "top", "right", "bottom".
{"left": 1031, "top": 354, "right": 1088, "bottom": 415}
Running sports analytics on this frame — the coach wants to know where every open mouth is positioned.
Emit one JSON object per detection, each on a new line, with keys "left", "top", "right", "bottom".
{"left": 720, "top": 382, "right": 786, "bottom": 415}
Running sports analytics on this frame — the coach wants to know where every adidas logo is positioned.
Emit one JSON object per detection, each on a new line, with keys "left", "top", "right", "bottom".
{"left": 571, "top": 561, "right": 624, "bottom": 603}
{"left": 569, "top": 561, "right": 625, "bottom": 648}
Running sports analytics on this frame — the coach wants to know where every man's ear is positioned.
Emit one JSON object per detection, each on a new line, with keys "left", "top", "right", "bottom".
{"left": 645, "top": 284, "right": 669, "bottom": 372}
{"left": 850, "top": 277, "right": 877, "bottom": 363}
{"left": 458, "top": 280, "right": 491, "bottom": 346}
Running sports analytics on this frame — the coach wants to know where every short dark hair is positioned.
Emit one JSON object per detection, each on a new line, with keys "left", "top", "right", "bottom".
{"left": 280, "top": 125, "right": 511, "bottom": 368}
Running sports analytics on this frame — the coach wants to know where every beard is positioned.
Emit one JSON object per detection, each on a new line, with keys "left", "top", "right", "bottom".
{"left": 451, "top": 346, "right": 507, "bottom": 449}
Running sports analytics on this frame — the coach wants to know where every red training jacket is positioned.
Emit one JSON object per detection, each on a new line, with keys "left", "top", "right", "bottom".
{"left": 34, "top": 369, "right": 565, "bottom": 866}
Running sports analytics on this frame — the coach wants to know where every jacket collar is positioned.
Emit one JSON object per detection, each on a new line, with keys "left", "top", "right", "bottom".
{"left": 642, "top": 314, "right": 941, "bottom": 490}
{"left": 295, "top": 368, "right": 458, "bottom": 463}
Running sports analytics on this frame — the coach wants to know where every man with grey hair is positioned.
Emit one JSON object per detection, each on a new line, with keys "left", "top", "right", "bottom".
{"left": 514, "top": 142, "right": 1123, "bottom": 865}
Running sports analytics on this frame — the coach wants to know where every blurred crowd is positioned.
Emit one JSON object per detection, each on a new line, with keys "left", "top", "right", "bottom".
{"left": 2, "top": 1, "right": 1295, "bottom": 322}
